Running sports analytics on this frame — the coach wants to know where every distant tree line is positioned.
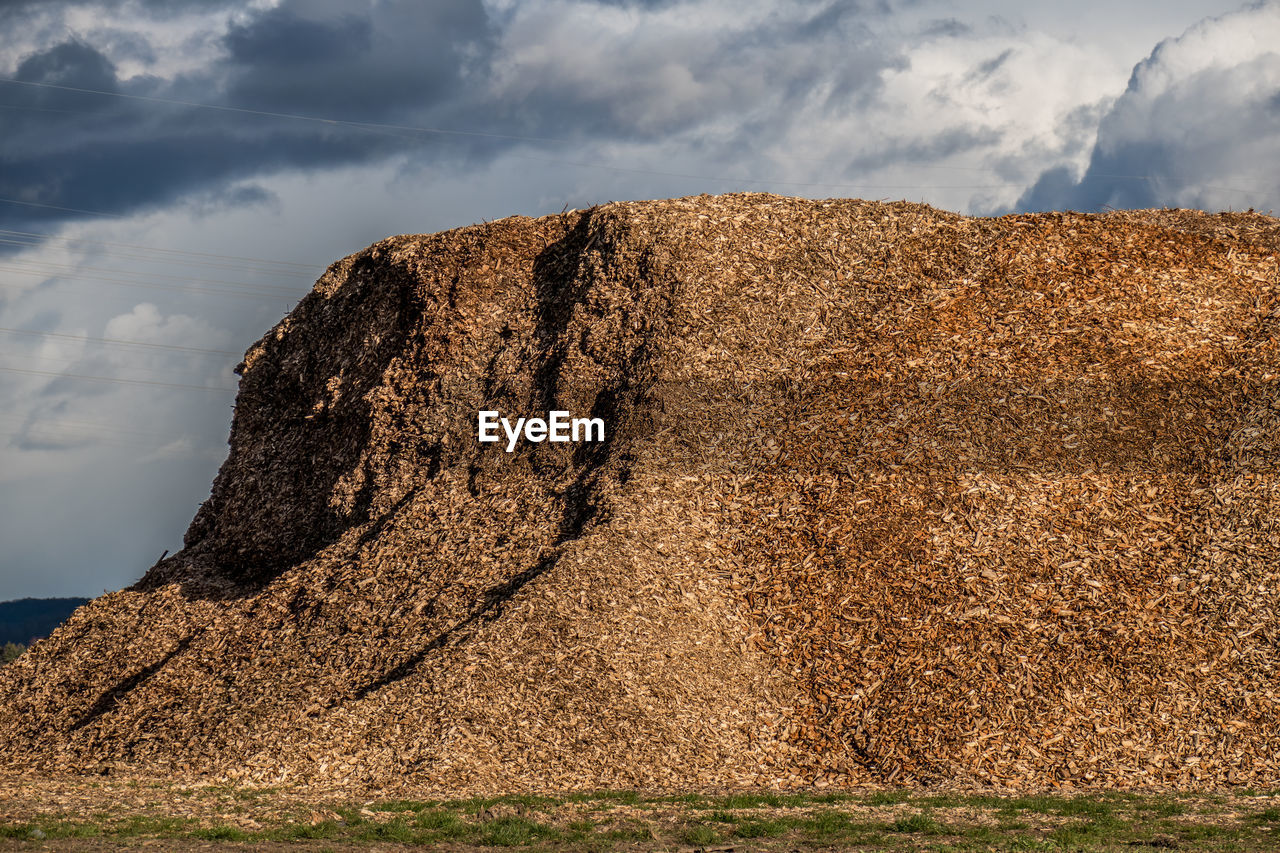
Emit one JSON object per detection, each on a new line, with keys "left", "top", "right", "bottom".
{"left": 1, "top": 642, "right": 24, "bottom": 665}
{"left": 0, "top": 597, "right": 89, "bottom": 646}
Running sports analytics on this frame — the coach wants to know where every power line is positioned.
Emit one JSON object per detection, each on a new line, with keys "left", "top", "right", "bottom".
{"left": 0, "top": 364, "right": 236, "bottom": 392}
{"left": 0, "top": 236, "right": 314, "bottom": 279}
{"left": 0, "top": 350, "right": 239, "bottom": 389}
{"left": 513, "top": 150, "right": 1026, "bottom": 191}
{"left": 0, "top": 227, "right": 317, "bottom": 271}
{"left": 0, "top": 421, "right": 186, "bottom": 451}
{"left": 0, "top": 346, "right": 237, "bottom": 379}
{"left": 0, "top": 267, "right": 300, "bottom": 302}
{"left": 0, "top": 283, "right": 294, "bottom": 315}
{"left": 0, "top": 422, "right": 171, "bottom": 451}
{"left": 0, "top": 412, "right": 163, "bottom": 437}
{"left": 0, "top": 196, "right": 120, "bottom": 218}
{"left": 0, "top": 77, "right": 1263, "bottom": 206}
{"left": 0, "top": 77, "right": 568, "bottom": 145}
{"left": 511, "top": 153, "right": 1258, "bottom": 196}
{"left": 0, "top": 77, "right": 1235, "bottom": 191}
{"left": 0, "top": 256, "right": 306, "bottom": 294}
{"left": 0, "top": 411, "right": 182, "bottom": 442}
{"left": 0, "top": 326, "right": 240, "bottom": 356}
{"left": 0, "top": 80, "right": 1135, "bottom": 197}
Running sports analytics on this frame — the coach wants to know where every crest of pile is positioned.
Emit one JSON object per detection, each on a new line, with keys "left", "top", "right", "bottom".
{"left": 1, "top": 194, "right": 1278, "bottom": 792}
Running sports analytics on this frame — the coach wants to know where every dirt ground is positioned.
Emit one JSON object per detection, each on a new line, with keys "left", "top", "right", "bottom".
{"left": 6, "top": 770, "right": 1280, "bottom": 851}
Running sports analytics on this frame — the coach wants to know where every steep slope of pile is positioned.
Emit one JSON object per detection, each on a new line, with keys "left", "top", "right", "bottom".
{"left": 0, "top": 194, "right": 1277, "bottom": 792}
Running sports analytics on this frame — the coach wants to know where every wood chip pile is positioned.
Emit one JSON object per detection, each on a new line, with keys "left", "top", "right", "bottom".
{"left": 1, "top": 193, "right": 1277, "bottom": 794}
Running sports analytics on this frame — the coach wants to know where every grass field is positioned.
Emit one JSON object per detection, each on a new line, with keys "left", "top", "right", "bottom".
{"left": 5, "top": 784, "right": 1280, "bottom": 850}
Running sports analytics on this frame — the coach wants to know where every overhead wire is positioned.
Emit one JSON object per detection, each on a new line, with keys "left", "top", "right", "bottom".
{"left": 0, "top": 77, "right": 1260, "bottom": 199}
{"left": 0, "top": 420, "right": 171, "bottom": 451}
{"left": 0, "top": 413, "right": 163, "bottom": 437}
{"left": 0, "top": 256, "right": 307, "bottom": 295}
{"left": 0, "top": 196, "right": 121, "bottom": 218}
{"left": 0, "top": 225, "right": 316, "bottom": 309}
{"left": 0, "top": 77, "right": 569, "bottom": 144}
{"left": 0, "top": 326, "right": 241, "bottom": 357}
{"left": 0, "top": 227, "right": 317, "bottom": 272}
{"left": 0, "top": 409, "right": 204, "bottom": 448}
{"left": 0, "top": 365, "right": 235, "bottom": 392}
{"left": 0, "top": 346, "right": 236, "bottom": 384}
{"left": 0, "top": 267, "right": 303, "bottom": 302}
{"left": 0, "top": 282, "right": 296, "bottom": 312}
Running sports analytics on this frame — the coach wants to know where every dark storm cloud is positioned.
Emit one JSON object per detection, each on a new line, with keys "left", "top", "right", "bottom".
{"left": 224, "top": 7, "right": 370, "bottom": 65}
{"left": 578, "top": 0, "right": 684, "bottom": 7}
{"left": 0, "top": 43, "right": 407, "bottom": 234}
{"left": 0, "top": 0, "right": 918, "bottom": 240}
{"left": 219, "top": 0, "right": 491, "bottom": 118}
{"left": 0, "top": 0, "right": 238, "bottom": 16}
{"left": 14, "top": 40, "right": 118, "bottom": 92}
{"left": 0, "top": 0, "right": 497, "bottom": 238}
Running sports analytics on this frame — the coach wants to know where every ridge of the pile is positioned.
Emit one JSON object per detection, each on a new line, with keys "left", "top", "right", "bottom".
{"left": 1, "top": 192, "right": 1278, "bottom": 794}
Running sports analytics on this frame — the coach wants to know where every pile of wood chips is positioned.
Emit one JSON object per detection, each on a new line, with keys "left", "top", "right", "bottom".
{"left": 1, "top": 193, "right": 1277, "bottom": 795}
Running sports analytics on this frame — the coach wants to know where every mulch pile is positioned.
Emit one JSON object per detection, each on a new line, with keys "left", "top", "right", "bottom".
{"left": 1, "top": 194, "right": 1277, "bottom": 794}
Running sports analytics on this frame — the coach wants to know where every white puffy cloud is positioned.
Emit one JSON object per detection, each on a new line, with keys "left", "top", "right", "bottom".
{"left": 1019, "top": 1, "right": 1280, "bottom": 212}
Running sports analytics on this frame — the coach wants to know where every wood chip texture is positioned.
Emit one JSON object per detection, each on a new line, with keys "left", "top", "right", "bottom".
{"left": 1, "top": 193, "right": 1278, "bottom": 794}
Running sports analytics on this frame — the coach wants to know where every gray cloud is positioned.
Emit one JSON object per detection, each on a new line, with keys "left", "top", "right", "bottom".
{"left": 220, "top": 0, "right": 492, "bottom": 118}
{"left": 0, "top": 0, "right": 919, "bottom": 240}
{"left": 842, "top": 126, "right": 1003, "bottom": 173}
{"left": 480, "top": 0, "right": 905, "bottom": 156}
{"left": 0, "top": 0, "right": 499, "bottom": 237}
{"left": 15, "top": 40, "right": 118, "bottom": 90}
{"left": 0, "top": 0, "right": 239, "bottom": 18}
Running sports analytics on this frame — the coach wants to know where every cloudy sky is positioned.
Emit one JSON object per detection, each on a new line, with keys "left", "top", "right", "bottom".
{"left": 0, "top": 0, "right": 1277, "bottom": 600}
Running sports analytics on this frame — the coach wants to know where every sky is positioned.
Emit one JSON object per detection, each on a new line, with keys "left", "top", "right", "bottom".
{"left": 0, "top": 0, "right": 1277, "bottom": 600}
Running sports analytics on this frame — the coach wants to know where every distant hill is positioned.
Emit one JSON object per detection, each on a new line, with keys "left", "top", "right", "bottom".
{"left": 0, "top": 598, "right": 89, "bottom": 645}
